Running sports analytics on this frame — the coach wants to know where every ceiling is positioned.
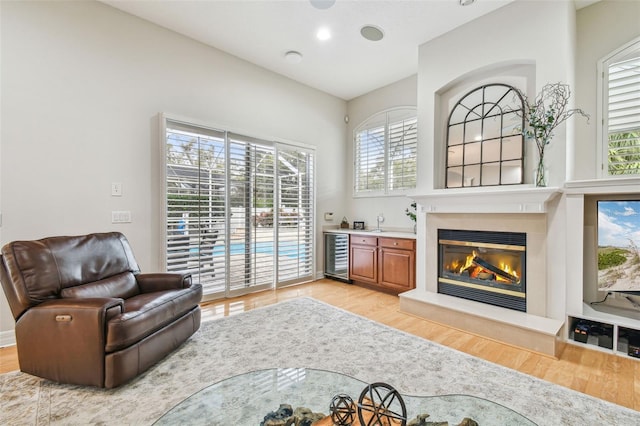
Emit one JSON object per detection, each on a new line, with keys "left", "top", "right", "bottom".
{"left": 102, "top": 0, "right": 591, "bottom": 101}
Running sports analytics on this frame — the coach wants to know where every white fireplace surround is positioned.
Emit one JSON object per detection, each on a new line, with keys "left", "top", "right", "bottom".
{"left": 400, "top": 185, "right": 565, "bottom": 356}
{"left": 400, "top": 178, "right": 640, "bottom": 357}
{"left": 409, "top": 184, "right": 562, "bottom": 318}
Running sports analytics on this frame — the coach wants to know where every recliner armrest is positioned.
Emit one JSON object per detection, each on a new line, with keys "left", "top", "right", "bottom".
{"left": 14, "top": 297, "right": 124, "bottom": 387}
{"left": 19, "top": 297, "right": 124, "bottom": 322}
{"left": 136, "top": 273, "right": 192, "bottom": 293}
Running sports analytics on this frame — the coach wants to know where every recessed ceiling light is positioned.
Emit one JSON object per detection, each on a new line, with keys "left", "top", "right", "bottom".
{"left": 316, "top": 27, "right": 331, "bottom": 41}
{"left": 284, "top": 51, "right": 303, "bottom": 64}
{"left": 360, "top": 25, "right": 384, "bottom": 42}
{"left": 459, "top": 0, "right": 476, "bottom": 6}
{"left": 310, "top": 0, "right": 336, "bottom": 9}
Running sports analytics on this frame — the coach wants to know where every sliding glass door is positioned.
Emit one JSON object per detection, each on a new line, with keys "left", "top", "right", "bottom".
{"left": 277, "top": 146, "right": 314, "bottom": 286}
{"left": 227, "top": 134, "right": 276, "bottom": 295}
{"left": 163, "top": 117, "right": 315, "bottom": 298}
{"left": 165, "top": 123, "right": 227, "bottom": 294}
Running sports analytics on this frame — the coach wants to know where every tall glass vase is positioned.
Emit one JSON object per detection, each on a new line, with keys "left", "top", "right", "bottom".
{"left": 534, "top": 144, "right": 548, "bottom": 187}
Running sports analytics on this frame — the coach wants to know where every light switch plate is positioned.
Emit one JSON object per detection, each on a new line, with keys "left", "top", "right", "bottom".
{"left": 111, "top": 211, "right": 131, "bottom": 223}
{"left": 111, "top": 182, "right": 122, "bottom": 197}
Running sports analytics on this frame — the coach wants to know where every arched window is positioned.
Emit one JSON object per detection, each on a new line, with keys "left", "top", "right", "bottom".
{"left": 446, "top": 84, "right": 525, "bottom": 188}
{"left": 598, "top": 36, "right": 640, "bottom": 177}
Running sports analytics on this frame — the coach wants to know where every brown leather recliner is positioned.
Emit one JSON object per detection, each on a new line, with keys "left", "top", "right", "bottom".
{"left": 0, "top": 232, "right": 202, "bottom": 388}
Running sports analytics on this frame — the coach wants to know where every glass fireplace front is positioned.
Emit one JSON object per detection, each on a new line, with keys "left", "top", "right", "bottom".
{"left": 438, "top": 229, "right": 526, "bottom": 312}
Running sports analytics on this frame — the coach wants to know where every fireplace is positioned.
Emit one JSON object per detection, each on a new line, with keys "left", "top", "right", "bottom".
{"left": 438, "top": 229, "right": 526, "bottom": 312}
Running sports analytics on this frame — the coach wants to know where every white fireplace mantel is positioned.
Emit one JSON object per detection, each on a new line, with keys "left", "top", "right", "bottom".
{"left": 409, "top": 185, "right": 561, "bottom": 214}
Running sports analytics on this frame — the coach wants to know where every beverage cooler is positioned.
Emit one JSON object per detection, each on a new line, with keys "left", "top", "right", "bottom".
{"left": 324, "top": 232, "right": 351, "bottom": 283}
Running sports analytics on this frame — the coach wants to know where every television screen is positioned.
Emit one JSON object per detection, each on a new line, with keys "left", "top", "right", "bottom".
{"left": 598, "top": 200, "right": 640, "bottom": 292}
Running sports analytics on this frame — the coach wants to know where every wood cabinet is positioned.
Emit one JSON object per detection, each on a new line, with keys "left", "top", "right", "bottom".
{"left": 349, "top": 235, "right": 378, "bottom": 284}
{"left": 378, "top": 237, "right": 416, "bottom": 293}
{"left": 349, "top": 234, "right": 415, "bottom": 294}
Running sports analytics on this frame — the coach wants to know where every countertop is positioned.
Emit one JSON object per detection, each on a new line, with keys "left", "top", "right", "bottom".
{"left": 323, "top": 228, "right": 416, "bottom": 239}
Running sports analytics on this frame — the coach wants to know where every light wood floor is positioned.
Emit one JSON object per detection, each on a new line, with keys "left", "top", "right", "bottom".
{"left": 1, "top": 279, "right": 638, "bottom": 411}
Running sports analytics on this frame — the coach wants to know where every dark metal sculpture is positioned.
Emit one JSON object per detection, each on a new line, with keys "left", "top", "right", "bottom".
{"left": 330, "top": 393, "right": 356, "bottom": 425}
{"left": 357, "top": 382, "right": 407, "bottom": 426}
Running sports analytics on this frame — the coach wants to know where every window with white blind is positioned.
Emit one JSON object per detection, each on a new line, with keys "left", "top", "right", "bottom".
{"left": 163, "top": 117, "right": 315, "bottom": 298}
{"left": 354, "top": 108, "right": 417, "bottom": 195}
{"left": 599, "top": 36, "right": 640, "bottom": 177}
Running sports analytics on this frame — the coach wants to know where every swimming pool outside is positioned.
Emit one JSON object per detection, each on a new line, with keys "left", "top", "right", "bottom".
{"left": 191, "top": 241, "right": 307, "bottom": 259}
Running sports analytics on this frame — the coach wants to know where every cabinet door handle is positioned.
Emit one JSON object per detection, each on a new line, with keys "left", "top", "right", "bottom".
{"left": 393, "top": 242, "right": 398, "bottom": 246}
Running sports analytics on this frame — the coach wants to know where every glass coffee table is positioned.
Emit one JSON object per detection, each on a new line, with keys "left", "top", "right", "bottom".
{"left": 154, "top": 368, "right": 536, "bottom": 425}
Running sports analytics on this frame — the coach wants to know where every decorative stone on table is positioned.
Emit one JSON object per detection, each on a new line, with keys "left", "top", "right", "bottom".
{"left": 260, "top": 404, "right": 292, "bottom": 426}
{"left": 260, "top": 404, "right": 325, "bottom": 426}
{"left": 294, "top": 407, "right": 325, "bottom": 426}
{"left": 408, "top": 413, "right": 479, "bottom": 426}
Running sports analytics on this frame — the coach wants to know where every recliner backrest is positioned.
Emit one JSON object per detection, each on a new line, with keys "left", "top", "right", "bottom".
{"left": 0, "top": 232, "right": 141, "bottom": 320}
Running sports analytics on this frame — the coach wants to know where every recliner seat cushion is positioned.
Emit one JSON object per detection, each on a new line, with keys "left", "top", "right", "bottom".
{"left": 105, "top": 286, "right": 201, "bottom": 352}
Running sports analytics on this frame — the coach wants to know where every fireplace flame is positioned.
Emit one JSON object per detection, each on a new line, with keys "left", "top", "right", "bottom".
{"left": 445, "top": 249, "right": 520, "bottom": 284}
{"left": 500, "top": 262, "right": 519, "bottom": 280}
{"left": 459, "top": 250, "right": 477, "bottom": 274}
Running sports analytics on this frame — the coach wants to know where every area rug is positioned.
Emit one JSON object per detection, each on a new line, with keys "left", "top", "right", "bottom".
{"left": 1, "top": 297, "right": 638, "bottom": 425}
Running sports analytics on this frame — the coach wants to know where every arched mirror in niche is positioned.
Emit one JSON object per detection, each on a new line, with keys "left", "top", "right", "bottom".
{"left": 446, "top": 83, "right": 525, "bottom": 188}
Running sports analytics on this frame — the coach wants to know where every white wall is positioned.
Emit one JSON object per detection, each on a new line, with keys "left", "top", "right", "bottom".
{"left": 0, "top": 1, "right": 347, "bottom": 338}
{"left": 574, "top": 0, "right": 640, "bottom": 180}
{"left": 345, "top": 75, "right": 418, "bottom": 231}
{"left": 418, "top": 0, "right": 576, "bottom": 192}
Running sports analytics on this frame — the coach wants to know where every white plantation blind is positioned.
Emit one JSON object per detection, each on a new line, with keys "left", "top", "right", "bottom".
{"left": 355, "top": 124, "right": 385, "bottom": 192}
{"left": 608, "top": 57, "right": 640, "bottom": 133}
{"left": 602, "top": 38, "right": 640, "bottom": 176}
{"left": 277, "top": 146, "right": 315, "bottom": 284}
{"left": 164, "top": 117, "right": 315, "bottom": 296}
{"left": 228, "top": 134, "right": 276, "bottom": 292}
{"left": 388, "top": 116, "right": 418, "bottom": 190}
{"left": 165, "top": 123, "right": 227, "bottom": 294}
{"left": 354, "top": 108, "right": 417, "bottom": 195}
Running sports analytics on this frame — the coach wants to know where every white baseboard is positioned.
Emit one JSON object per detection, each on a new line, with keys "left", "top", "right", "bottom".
{"left": 0, "top": 329, "right": 16, "bottom": 348}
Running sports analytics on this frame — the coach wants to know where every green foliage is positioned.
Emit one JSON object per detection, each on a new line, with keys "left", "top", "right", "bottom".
{"left": 608, "top": 130, "right": 640, "bottom": 175}
{"left": 405, "top": 202, "right": 417, "bottom": 222}
{"left": 598, "top": 247, "right": 629, "bottom": 270}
